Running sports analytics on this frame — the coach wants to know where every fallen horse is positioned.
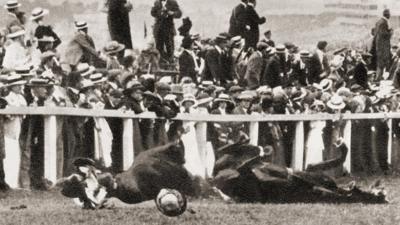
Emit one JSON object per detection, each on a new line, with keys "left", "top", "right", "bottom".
{"left": 55, "top": 139, "right": 195, "bottom": 216}
{"left": 212, "top": 138, "right": 388, "bottom": 204}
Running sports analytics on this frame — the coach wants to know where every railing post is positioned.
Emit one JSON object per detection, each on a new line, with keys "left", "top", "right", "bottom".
{"left": 388, "top": 119, "right": 393, "bottom": 166}
{"left": 196, "top": 121, "right": 207, "bottom": 178}
{"left": 123, "top": 119, "right": 134, "bottom": 171}
{"left": 249, "top": 112, "right": 259, "bottom": 146}
{"left": 44, "top": 116, "right": 57, "bottom": 184}
{"left": 343, "top": 120, "right": 352, "bottom": 174}
{"left": 292, "top": 121, "right": 304, "bottom": 171}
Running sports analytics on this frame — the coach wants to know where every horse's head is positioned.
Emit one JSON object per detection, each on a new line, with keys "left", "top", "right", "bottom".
{"left": 345, "top": 180, "right": 388, "bottom": 204}
{"left": 55, "top": 158, "right": 115, "bottom": 209}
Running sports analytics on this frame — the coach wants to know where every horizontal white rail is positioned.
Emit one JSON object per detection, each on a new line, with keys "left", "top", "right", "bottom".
{"left": 0, "top": 107, "right": 398, "bottom": 122}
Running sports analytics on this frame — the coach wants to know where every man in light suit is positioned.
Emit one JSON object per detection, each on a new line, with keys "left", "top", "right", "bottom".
{"left": 63, "top": 21, "right": 104, "bottom": 70}
{"left": 374, "top": 9, "right": 393, "bottom": 81}
{"left": 244, "top": 42, "right": 268, "bottom": 89}
{"left": 151, "top": 0, "right": 182, "bottom": 63}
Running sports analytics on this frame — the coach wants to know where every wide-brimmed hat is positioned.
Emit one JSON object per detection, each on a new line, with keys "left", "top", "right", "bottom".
{"left": 123, "top": 80, "right": 144, "bottom": 96}
{"left": 40, "top": 51, "right": 57, "bottom": 62}
{"left": 103, "top": 41, "right": 125, "bottom": 55}
{"left": 292, "top": 88, "right": 308, "bottom": 102}
{"left": 30, "top": 7, "right": 49, "bottom": 21}
{"left": 181, "top": 94, "right": 197, "bottom": 106}
{"left": 5, "top": 74, "right": 26, "bottom": 86}
{"left": 237, "top": 92, "right": 253, "bottom": 101}
{"left": 327, "top": 95, "right": 346, "bottom": 110}
{"left": 275, "top": 44, "right": 286, "bottom": 53}
{"left": 229, "top": 85, "right": 244, "bottom": 93}
{"left": 7, "top": 25, "right": 25, "bottom": 39}
{"left": 15, "top": 65, "right": 35, "bottom": 77}
{"left": 214, "top": 93, "right": 234, "bottom": 105}
{"left": 90, "top": 73, "right": 107, "bottom": 84}
{"left": 195, "top": 93, "right": 213, "bottom": 107}
{"left": 74, "top": 21, "right": 88, "bottom": 30}
{"left": 76, "top": 63, "right": 95, "bottom": 77}
{"left": 4, "top": 0, "right": 21, "bottom": 9}
{"left": 156, "top": 82, "right": 171, "bottom": 92}
{"left": 256, "top": 85, "right": 273, "bottom": 95}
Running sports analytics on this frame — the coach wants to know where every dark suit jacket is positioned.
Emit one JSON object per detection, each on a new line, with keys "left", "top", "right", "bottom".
{"left": 309, "top": 51, "right": 330, "bottom": 84}
{"left": 352, "top": 62, "right": 369, "bottom": 89}
{"left": 35, "top": 25, "right": 62, "bottom": 52}
{"left": 262, "top": 55, "right": 281, "bottom": 88}
{"left": 245, "top": 51, "right": 264, "bottom": 89}
{"left": 229, "top": 3, "right": 248, "bottom": 37}
{"left": 245, "top": 4, "right": 265, "bottom": 49}
{"left": 375, "top": 18, "right": 392, "bottom": 68}
{"left": 151, "top": 0, "right": 182, "bottom": 38}
{"left": 108, "top": 0, "right": 133, "bottom": 49}
{"left": 202, "top": 47, "right": 232, "bottom": 84}
{"left": 290, "top": 60, "right": 309, "bottom": 86}
{"left": 179, "top": 50, "right": 197, "bottom": 83}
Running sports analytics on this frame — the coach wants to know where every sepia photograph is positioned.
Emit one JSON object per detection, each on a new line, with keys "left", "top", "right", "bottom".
{"left": 0, "top": 0, "right": 399, "bottom": 224}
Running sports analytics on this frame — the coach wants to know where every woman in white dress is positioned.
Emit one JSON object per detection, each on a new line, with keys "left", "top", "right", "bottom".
{"left": 3, "top": 74, "right": 27, "bottom": 188}
{"left": 304, "top": 100, "right": 326, "bottom": 169}
{"left": 180, "top": 94, "right": 204, "bottom": 177}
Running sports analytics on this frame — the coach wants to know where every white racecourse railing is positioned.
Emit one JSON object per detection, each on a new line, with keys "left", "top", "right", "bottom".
{"left": 0, "top": 107, "right": 398, "bottom": 183}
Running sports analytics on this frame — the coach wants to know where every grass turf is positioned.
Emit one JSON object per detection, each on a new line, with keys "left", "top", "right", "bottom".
{"left": 0, "top": 176, "right": 400, "bottom": 225}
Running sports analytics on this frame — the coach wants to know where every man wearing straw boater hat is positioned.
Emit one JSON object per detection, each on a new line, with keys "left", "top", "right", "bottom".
{"left": 2, "top": 25, "right": 28, "bottom": 69}
{"left": 3, "top": 0, "right": 26, "bottom": 34}
{"left": 63, "top": 21, "right": 103, "bottom": 70}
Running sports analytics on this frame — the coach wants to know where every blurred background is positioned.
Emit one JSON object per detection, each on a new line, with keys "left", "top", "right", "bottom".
{"left": 0, "top": 0, "right": 399, "bottom": 51}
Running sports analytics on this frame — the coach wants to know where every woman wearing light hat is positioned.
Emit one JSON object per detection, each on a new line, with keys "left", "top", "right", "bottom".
{"left": 2, "top": 25, "right": 29, "bottom": 69}
{"left": 3, "top": 73, "right": 27, "bottom": 188}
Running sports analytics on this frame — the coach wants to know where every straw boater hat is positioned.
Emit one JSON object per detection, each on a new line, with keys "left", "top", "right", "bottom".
{"left": 76, "top": 63, "right": 95, "bottom": 78}
{"left": 319, "top": 79, "right": 333, "bottom": 92}
{"left": 38, "top": 35, "right": 55, "bottom": 43}
{"left": 327, "top": 95, "right": 346, "bottom": 110}
{"left": 7, "top": 25, "right": 25, "bottom": 39}
{"left": 181, "top": 94, "right": 197, "bottom": 106}
{"left": 15, "top": 65, "right": 35, "bottom": 77}
{"left": 89, "top": 73, "right": 107, "bottom": 84}
{"left": 79, "top": 79, "right": 95, "bottom": 92}
{"left": 74, "top": 21, "right": 88, "bottom": 30}
{"left": 27, "top": 77, "right": 54, "bottom": 87}
{"left": 103, "top": 41, "right": 125, "bottom": 55}
{"left": 4, "top": 0, "right": 21, "bottom": 9}
{"left": 6, "top": 74, "right": 26, "bottom": 86}
{"left": 30, "top": 7, "right": 49, "bottom": 21}
{"left": 40, "top": 51, "right": 57, "bottom": 62}
{"left": 237, "top": 92, "right": 253, "bottom": 101}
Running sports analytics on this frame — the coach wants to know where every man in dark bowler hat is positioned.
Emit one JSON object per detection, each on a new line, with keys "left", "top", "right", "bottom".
{"left": 245, "top": 0, "right": 266, "bottom": 50}
{"left": 309, "top": 41, "right": 330, "bottom": 84}
{"left": 107, "top": 0, "right": 133, "bottom": 49}
{"left": 202, "top": 34, "right": 233, "bottom": 86}
{"left": 374, "top": 9, "right": 393, "bottom": 81}
{"left": 229, "top": 0, "right": 249, "bottom": 38}
{"left": 151, "top": 0, "right": 182, "bottom": 63}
